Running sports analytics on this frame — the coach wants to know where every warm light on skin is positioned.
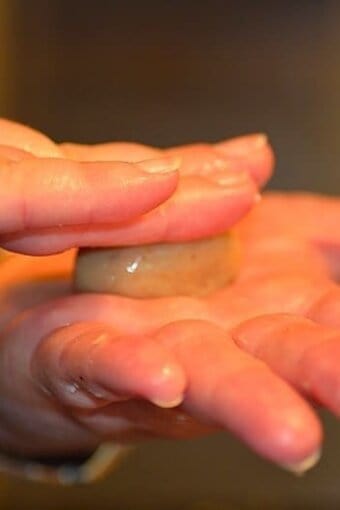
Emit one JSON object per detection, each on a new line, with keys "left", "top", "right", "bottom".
{"left": 0, "top": 249, "right": 76, "bottom": 287}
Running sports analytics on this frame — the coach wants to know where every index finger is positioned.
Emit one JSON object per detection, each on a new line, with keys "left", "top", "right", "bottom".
{"left": 0, "top": 156, "right": 179, "bottom": 237}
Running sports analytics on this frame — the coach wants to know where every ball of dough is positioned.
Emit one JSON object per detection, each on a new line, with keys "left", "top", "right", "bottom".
{"left": 74, "top": 232, "right": 240, "bottom": 298}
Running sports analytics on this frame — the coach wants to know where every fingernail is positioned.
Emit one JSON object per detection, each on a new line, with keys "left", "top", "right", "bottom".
{"left": 138, "top": 156, "right": 181, "bottom": 174}
{"left": 281, "top": 449, "right": 321, "bottom": 476}
{"left": 151, "top": 394, "right": 184, "bottom": 409}
{"left": 216, "top": 134, "right": 268, "bottom": 157}
{"left": 252, "top": 134, "right": 268, "bottom": 149}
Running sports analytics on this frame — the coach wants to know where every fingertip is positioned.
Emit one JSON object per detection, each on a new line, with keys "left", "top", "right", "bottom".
{"left": 147, "top": 362, "right": 186, "bottom": 408}
{"left": 103, "top": 335, "right": 187, "bottom": 408}
{"left": 230, "top": 372, "right": 323, "bottom": 467}
{"left": 271, "top": 412, "right": 322, "bottom": 469}
{"left": 281, "top": 449, "right": 321, "bottom": 476}
{"left": 214, "top": 133, "right": 269, "bottom": 156}
{"left": 214, "top": 133, "right": 275, "bottom": 186}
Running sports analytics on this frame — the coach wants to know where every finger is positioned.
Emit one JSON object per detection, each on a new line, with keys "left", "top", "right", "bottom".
{"left": 0, "top": 144, "right": 35, "bottom": 163}
{"left": 0, "top": 277, "right": 201, "bottom": 446}
{"left": 60, "top": 141, "right": 161, "bottom": 162}
{"left": 233, "top": 313, "right": 340, "bottom": 416}
{"left": 166, "top": 133, "right": 274, "bottom": 186}
{"left": 214, "top": 133, "right": 274, "bottom": 186}
{"left": 0, "top": 118, "right": 62, "bottom": 157}
{"left": 156, "top": 321, "right": 322, "bottom": 470}
{"left": 62, "top": 136, "right": 273, "bottom": 189}
{"left": 2, "top": 170, "right": 257, "bottom": 254}
{"left": 2, "top": 309, "right": 186, "bottom": 411}
{"left": 0, "top": 156, "right": 179, "bottom": 237}
{"left": 32, "top": 322, "right": 185, "bottom": 410}
{"left": 61, "top": 134, "right": 274, "bottom": 189}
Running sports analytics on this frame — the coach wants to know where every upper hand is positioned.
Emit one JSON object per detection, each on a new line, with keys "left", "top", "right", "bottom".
{"left": 0, "top": 118, "right": 271, "bottom": 254}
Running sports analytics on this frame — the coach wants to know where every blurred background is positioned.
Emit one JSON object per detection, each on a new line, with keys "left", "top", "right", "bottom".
{"left": 1, "top": 1, "right": 340, "bottom": 508}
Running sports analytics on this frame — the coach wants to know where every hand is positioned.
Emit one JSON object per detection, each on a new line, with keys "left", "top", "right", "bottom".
{"left": 0, "top": 120, "right": 276, "bottom": 463}
{"left": 2, "top": 188, "right": 340, "bottom": 474}
{"left": 0, "top": 118, "right": 271, "bottom": 254}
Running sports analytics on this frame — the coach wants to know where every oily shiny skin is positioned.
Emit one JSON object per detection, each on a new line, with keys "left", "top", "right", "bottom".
{"left": 74, "top": 232, "right": 240, "bottom": 298}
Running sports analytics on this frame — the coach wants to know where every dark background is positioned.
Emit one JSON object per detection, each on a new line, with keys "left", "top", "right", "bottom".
{"left": 1, "top": 1, "right": 340, "bottom": 508}
{"left": 2, "top": 0, "right": 340, "bottom": 194}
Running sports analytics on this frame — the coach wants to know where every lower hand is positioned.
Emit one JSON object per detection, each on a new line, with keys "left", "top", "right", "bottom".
{"left": 1, "top": 191, "right": 340, "bottom": 474}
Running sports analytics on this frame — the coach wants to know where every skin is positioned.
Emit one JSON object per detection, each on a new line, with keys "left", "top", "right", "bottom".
{"left": 1, "top": 119, "right": 339, "bottom": 473}
{"left": 0, "top": 119, "right": 269, "bottom": 253}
